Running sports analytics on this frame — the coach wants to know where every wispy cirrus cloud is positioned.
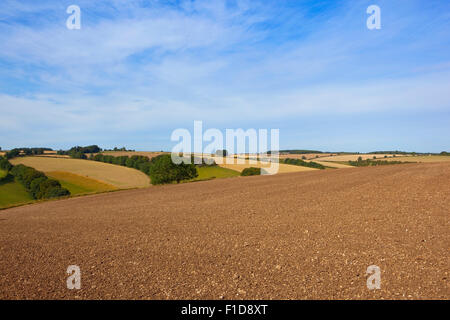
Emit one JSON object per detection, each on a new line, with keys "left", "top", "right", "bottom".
{"left": 0, "top": 0, "right": 449, "bottom": 151}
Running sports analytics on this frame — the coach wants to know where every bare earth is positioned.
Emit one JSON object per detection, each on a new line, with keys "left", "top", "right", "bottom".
{"left": 0, "top": 162, "right": 449, "bottom": 299}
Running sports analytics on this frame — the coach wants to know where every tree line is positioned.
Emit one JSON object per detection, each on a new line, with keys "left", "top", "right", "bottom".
{"left": 348, "top": 157, "right": 412, "bottom": 167}
{"left": 58, "top": 145, "right": 101, "bottom": 159}
{"left": 0, "top": 156, "right": 70, "bottom": 199}
{"left": 277, "top": 149, "right": 323, "bottom": 154}
{"left": 3, "top": 148, "right": 53, "bottom": 159}
{"left": 90, "top": 153, "right": 210, "bottom": 185}
{"left": 282, "top": 158, "right": 326, "bottom": 169}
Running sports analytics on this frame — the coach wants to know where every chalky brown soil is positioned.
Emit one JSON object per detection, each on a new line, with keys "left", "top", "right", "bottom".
{"left": 0, "top": 162, "right": 448, "bottom": 299}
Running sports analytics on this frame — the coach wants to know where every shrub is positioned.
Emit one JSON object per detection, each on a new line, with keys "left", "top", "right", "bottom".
{"left": 46, "top": 187, "right": 71, "bottom": 198}
{"left": 30, "top": 176, "right": 47, "bottom": 198}
{"left": 36, "top": 179, "right": 69, "bottom": 199}
{"left": 0, "top": 157, "right": 12, "bottom": 171}
{"left": 68, "top": 151, "right": 87, "bottom": 159}
{"left": 241, "top": 167, "right": 261, "bottom": 176}
{"left": 5, "top": 149, "right": 20, "bottom": 159}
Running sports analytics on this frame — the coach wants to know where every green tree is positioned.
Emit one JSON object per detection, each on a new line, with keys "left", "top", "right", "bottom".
{"left": 241, "top": 167, "right": 261, "bottom": 176}
{"left": 0, "top": 157, "right": 12, "bottom": 171}
{"left": 149, "top": 154, "right": 197, "bottom": 185}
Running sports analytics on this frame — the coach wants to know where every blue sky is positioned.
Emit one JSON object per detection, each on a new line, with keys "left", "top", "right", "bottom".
{"left": 0, "top": 0, "right": 449, "bottom": 152}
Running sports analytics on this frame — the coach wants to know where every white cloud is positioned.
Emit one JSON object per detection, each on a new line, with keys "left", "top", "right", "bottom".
{"left": 1, "top": 0, "right": 449, "bottom": 149}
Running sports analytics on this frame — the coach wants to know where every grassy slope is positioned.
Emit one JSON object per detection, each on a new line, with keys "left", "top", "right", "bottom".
{"left": 194, "top": 166, "right": 240, "bottom": 181}
{"left": 0, "top": 173, "right": 34, "bottom": 209}
{"left": 0, "top": 169, "right": 7, "bottom": 180}
{"left": 46, "top": 171, "right": 117, "bottom": 196}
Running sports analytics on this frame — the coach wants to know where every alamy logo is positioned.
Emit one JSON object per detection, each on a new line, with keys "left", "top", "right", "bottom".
{"left": 66, "top": 265, "right": 81, "bottom": 289}
{"left": 66, "top": 5, "right": 81, "bottom": 30}
{"left": 171, "top": 121, "right": 280, "bottom": 175}
{"left": 366, "top": 5, "right": 381, "bottom": 30}
{"left": 366, "top": 265, "right": 381, "bottom": 290}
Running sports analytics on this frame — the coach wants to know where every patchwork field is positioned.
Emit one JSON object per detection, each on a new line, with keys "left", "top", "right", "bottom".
{"left": 10, "top": 157, "right": 150, "bottom": 189}
{"left": 381, "top": 155, "right": 450, "bottom": 163}
{"left": 218, "top": 158, "right": 318, "bottom": 174}
{"left": 317, "top": 154, "right": 401, "bottom": 162}
{"left": 194, "top": 166, "right": 240, "bottom": 181}
{"left": 0, "top": 169, "right": 7, "bottom": 180}
{"left": 310, "top": 160, "right": 354, "bottom": 169}
{"left": 0, "top": 162, "right": 448, "bottom": 299}
{"left": 46, "top": 171, "right": 117, "bottom": 196}
{"left": 0, "top": 174, "right": 33, "bottom": 209}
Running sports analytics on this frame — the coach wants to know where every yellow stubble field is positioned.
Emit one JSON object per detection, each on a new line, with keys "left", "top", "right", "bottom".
{"left": 10, "top": 157, "right": 150, "bottom": 189}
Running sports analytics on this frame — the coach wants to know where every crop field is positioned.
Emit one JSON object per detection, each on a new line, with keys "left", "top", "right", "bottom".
{"left": 381, "top": 155, "right": 450, "bottom": 163}
{"left": 0, "top": 169, "right": 7, "bottom": 180}
{"left": 10, "top": 157, "right": 150, "bottom": 189}
{"left": 219, "top": 160, "right": 318, "bottom": 174}
{"left": 309, "top": 160, "right": 354, "bottom": 169}
{"left": 0, "top": 162, "right": 448, "bottom": 299}
{"left": 194, "top": 166, "right": 240, "bottom": 181}
{"left": 46, "top": 171, "right": 117, "bottom": 196}
{"left": 0, "top": 174, "right": 33, "bottom": 209}
{"left": 317, "top": 154, "right": 400, "bottom": 162}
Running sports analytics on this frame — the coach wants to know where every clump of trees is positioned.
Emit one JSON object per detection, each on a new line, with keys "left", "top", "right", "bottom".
{"left": 0, "top": 156, "right": 13, "bottom": 171}
{"left": 282, "top": 158, "right": 325, "bottom": 169}
{"left": 2, "top": 158, "right": 70, "bottom": 199}
{"left": 58, "top": 145, "right": 101, "bottom": 159}
{"left": 148, "top": 154, "right": 198, "bottom": 184}
{"left": 241, "top": 167, "right": 261, "bottom": 176}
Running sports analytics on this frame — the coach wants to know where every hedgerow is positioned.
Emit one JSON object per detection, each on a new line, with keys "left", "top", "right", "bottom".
{"left": 281, "top": 158, "right": 326, "bottom": 169}
{"left": 241, "top": 167, "right": 261, "bottom": 176}
{"left": 9, "top": 163, "right": 70, "bottom": 199}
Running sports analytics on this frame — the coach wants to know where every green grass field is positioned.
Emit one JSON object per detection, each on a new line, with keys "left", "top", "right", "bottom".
{"left": 194, "top": 166, "right": 240, "bottom": 181}
{"left": 46, "top": 171, "right": 117, "bottom": 196}
{"left": 0, "top": 169, "right": 7, "bottom": 180}
{"left": 0, "top": 173, "right": 34, "bottom": 209}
